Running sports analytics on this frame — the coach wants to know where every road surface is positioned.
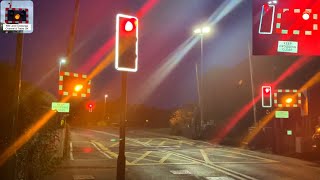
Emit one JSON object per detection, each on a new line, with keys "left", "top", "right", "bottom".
{"left": 45, "top": 128, "right": 320, "bottom": 180}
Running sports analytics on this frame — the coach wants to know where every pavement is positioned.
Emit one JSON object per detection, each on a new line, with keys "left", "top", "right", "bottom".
{"left": 44, "top": 127, "right": 320, "bottom": 180}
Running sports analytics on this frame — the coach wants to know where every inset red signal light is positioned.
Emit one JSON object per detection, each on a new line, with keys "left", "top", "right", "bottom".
{"left": 262, "top": 86, "right": 272, "bottom": 108}
{"left": 125, "top": 21, "right": 133, "bottom": 32}
{"left": 123, "top": 18, "right": 137, "bottom": 32}
{"left": 264, "top": 87, "right": 271, "bottom": 94}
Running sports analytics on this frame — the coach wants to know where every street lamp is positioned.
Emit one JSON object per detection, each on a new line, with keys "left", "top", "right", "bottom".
{"left": 193, "top": 26, "right": 211, "bottom": 133}
{"left": 59, "top": 58, "right": 67, "bottom": 74}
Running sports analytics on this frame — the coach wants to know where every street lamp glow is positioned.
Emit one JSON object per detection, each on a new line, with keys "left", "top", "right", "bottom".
{"left": 60, "top": 58, "right": 67, "bottom": 64}
{"left": 194, "top": 26, "right": 211, "bottom": 35}
{"left": 105, "top": 94, "right": 108, "bottom": 98}
{"left": 194, "top": 28, "right": 201, "bottom": 34}
{"left": 202, "top": 26, "right": 211, "bottom": 33}
{"left": 74, "top": 84, "right": 83, "bottom": 92}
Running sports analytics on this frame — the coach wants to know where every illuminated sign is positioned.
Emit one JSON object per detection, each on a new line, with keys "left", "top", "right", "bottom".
{"left": 52, "top": 102, "right": 70, "bottom": 112}
{"left": 273, "top": 89, "right": 301, "bottom": 107}
{"left": 275, "top": 110, "right": 289, "bottom": 118}
{"left": 253, "top": 0, "right": 320, "bottom": 55}
{"left": 0, "top": 0, "right": 34, "bottom": 33}
{"left": 59, "top": 72, "right": 91, "bottom": 97}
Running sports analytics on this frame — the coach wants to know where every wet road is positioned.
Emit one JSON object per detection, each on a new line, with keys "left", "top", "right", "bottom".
{"left": 45, "top": 128, "right": 320, "bottom": 180}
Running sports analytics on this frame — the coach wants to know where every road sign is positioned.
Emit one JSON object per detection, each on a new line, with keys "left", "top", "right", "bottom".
{"left": 0, "top": 0, "right": 34, "bottom": 33}
{"left": 59, "top": 71, "right": 91, "bottom": 97}
{"left": 275, "top": 110, "right": 289, "bottom": 118}
{"left": 52, "top": 102, "right": 70, "bottom": 112}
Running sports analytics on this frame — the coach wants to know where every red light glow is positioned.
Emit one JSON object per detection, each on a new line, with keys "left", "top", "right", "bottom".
{"left": 83, "top": 147, "right": 93, "bottom": 153}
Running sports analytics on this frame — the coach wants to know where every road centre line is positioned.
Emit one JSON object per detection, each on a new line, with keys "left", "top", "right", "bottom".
{"left": 131, "top": 151, "right": 152, "bottom": 164}
{"left": 91, "top": 142, "right": 112, "bottom": 159}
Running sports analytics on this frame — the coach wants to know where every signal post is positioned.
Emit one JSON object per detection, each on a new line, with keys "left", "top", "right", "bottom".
{"left": 115, "top": 14, "right": 138, "bottom": 180}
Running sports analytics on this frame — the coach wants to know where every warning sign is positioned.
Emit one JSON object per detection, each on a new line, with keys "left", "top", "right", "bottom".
{"left": 277, "top": 41, "right": 298, "bottom": 53}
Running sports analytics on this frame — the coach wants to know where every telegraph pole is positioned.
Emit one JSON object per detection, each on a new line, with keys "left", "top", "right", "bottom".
{"left": 66, "top": 0, "right": 80, "bottom": 62}
{"left": 10, "top": 33, "right": 24, "bottom": 180}
{"left": 248, "top": 42, "right": 257, "bottom": 125}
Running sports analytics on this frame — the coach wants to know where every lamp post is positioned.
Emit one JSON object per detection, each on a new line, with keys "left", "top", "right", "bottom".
{"left": 193, "top": 26, "right": 211, "bottom": 135}
{"left": 59, "top": 58, "right": 67, "bottom": 74}
{"left": 104, "top": 94, "right": 108, "bottom": 120}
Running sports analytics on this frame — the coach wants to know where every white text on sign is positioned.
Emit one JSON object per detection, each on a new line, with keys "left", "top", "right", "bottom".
{"left": 277, "top": 41, "right": 298, "bottom": 53}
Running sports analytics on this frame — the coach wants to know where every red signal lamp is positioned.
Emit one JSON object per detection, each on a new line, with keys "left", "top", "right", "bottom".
{"left": 123, "top": 18, "right": 137, "bottom": 32}
{"left": 264, "top": 87, "right": 271, "bottom": 94}
{"left": 262, "top": 86, "right": 272, "bottom": 108}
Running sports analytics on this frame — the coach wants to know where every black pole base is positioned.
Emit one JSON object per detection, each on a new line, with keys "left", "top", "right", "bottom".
{"left": 116, "top": 154, "right": 126, "bottom": 180}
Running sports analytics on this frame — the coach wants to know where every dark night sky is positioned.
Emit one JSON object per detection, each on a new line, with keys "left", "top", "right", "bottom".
{"left": 0, "top": 0, "right": 251, "bottom": 108}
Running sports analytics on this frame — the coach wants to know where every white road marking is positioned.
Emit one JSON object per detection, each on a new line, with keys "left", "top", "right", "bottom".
{"left": 70, "top": 142, "right": 74, "bottom": 160}
{"left": 170, "top": 169, "right": 192, "bottom": 175}
{"left": 172, "top": 152, "right": 258, "bottom": 180}
{"left": 206, "top": 177, "right": 235, "bottom": 180}
{"left": 91, "top": 142, "right": 112, "bottom": 159}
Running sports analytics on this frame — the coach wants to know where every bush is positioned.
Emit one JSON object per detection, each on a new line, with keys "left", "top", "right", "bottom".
{"left": 0, "top": 63, "right": 62, "bottom": 180}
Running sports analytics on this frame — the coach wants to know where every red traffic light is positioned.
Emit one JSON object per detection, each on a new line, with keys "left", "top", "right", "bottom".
{"left": 115, "top": 14, "right": 139, "bottom": 72}
{"left": 263, "top": 87, "right": 271, "bottom": 94}
{"left": 124, "top": 19, "right": 136, "bottom": 32}
{"left": 262, "top": 86, "right": 272, "bottom": 108}
{"left": 88, "top": 103, "right": 93, "bottom": 108}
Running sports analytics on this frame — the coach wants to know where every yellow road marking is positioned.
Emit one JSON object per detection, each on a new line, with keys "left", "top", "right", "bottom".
{"left": 126, "top": 155, "right": 159, "bottom": 163}
{"left": 127, "top": 138, "right": 150, "bottom": 147}
{"left": 126, "top": 151, "right": 191, "bottom": 162}
{"left": 213, "top": 148, "right": 278, "bottom": 162}
{"left": 131, "top": 151, "right": 152, "bottom": 164}
{"left": 214, "top": 154, "right": 247, "bottom": 159}
{"left": 172, "top": 152, "right": 258, "bottom": 180}
{"left": 157, "top": 140, "right": 166, "bottom": 146}
{"left": 128, "top": 162, "right": 199, "bottom": 166}
{"left": 200, "top": 149, "right": 211, "bottom": 163}
{"left": 92, "top": 141, "right": 132, "bottom": 165}
{"left": 159, "top": 152, "right": 173, "bottom": 163}
{"left": 110, "top": 142, "right": 119, "bottom": 147}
